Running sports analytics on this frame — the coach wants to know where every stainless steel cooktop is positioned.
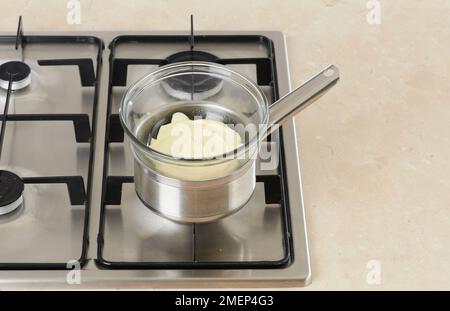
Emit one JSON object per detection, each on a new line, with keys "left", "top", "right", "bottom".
{"left": 0, "top": 26, "right": 310, "bottom": 288}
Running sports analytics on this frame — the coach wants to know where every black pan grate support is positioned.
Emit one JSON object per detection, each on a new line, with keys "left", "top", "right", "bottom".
{"left": 38, "top": 59, "right": 96, "bottom": 87}
{"left": 96, "top": 34, "right": 294, "bottom": 270}
{"left": 0, "top": 18, "right": 104, "bottom": 270}
{"left": 0, "top": 114, "right": 92, "bottom": 143}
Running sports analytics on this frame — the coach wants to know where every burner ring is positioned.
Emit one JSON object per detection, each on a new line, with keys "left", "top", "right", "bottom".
{"left": 0, "top": 170, "right": 24, "bottom": 215}
{"left": 163, "top": 51, "right": 223, "bottom": 100}
{"left": 0, "top": 61, "right": 31, "bottom": 91}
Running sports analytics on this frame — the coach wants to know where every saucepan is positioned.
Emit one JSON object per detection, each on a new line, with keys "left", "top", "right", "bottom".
{"left": 119, "top": 61, "right": 339, "bottom": 223}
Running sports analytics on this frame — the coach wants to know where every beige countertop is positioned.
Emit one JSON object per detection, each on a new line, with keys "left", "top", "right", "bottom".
{"left": 2, "top": 0, "right": 450, "bottom": 290}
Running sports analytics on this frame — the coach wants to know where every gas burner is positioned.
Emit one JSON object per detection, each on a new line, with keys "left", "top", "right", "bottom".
{"left": 162, "top": 51, "right": 223, "bottom": 100}
{"left": 0, "top": 61, "right": 31, "bottom": 91}
{"left": 0, "top": 170, "right": 24, "bottom": 215}
{"left": 166, "top": 50, "right": 219, "bottom": 63}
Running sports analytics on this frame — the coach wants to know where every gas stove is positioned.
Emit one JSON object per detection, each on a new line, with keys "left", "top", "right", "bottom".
{"left": 0, "top": 19, "right": 310, "bottom": 288}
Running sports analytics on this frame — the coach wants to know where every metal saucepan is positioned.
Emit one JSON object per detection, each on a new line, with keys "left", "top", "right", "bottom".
{"left": 119, "top": 62, "right": 339, "bottom": 223}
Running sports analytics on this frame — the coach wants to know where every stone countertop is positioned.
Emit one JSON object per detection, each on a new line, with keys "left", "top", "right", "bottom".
{"left": 2, "top": 0, "right": 450, "bottom": 290}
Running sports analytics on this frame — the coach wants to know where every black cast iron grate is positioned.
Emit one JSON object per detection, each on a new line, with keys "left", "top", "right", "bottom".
{"left": 0, "top": 17, "right": 104, "bottom": 270}
{"left": 96, "top": 32, "right": 295, "bottom": 270}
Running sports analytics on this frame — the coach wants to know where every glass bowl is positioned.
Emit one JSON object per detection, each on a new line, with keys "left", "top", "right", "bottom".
{"left": 119, "top": 61, "right": 269, "bottom": 181}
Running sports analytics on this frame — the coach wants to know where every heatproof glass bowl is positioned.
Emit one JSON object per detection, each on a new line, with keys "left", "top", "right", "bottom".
{"left": 119, "top": 61, "right": 269, "bottom": 181}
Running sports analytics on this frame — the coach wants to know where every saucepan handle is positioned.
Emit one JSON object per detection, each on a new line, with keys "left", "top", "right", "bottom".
{"left": 265, "top": 65, "right": 340, "bottom": 138}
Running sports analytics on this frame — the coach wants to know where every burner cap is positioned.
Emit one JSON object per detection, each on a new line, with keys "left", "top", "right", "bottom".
{"left": 0, "top": 170, "right": 24, "bottom": 215}
{"left": 163, "top": 51, "right": 223, "bottom": 100}
{"left": 0, "top": 61, "right": 31, "bottom": 91}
